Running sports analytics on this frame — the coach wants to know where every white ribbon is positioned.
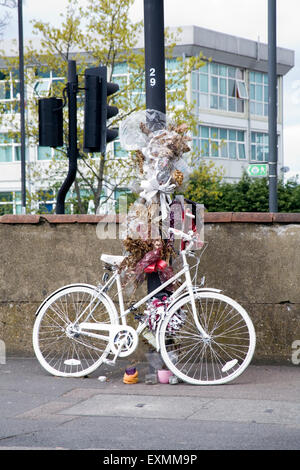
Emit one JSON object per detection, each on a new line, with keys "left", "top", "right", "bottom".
{"left": 140, "top": 177, "right": 176, "bottom": 220}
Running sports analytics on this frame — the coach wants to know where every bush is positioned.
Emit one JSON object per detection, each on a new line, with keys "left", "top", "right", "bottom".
{"left": 184, "top": 171, "right": 300, "bottom": 212}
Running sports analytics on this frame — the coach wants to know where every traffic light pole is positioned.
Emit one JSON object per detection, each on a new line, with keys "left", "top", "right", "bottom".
{"left": 18, "top": 0, "right": 26, "bottom": 214}
{"left": 56, "top": 60, "right": 79, "bottom": 214}
{"left": 268, "top": 0, "right": 278, "bottom": 213}
{"left": 144, "top": 0, "right": 166, "bottom": 293}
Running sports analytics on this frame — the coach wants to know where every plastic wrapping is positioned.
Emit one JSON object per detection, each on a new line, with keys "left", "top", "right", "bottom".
{"left": 119, "top": 109, "right": 168, "bottom": 151}
{"left": 120, "top": 109, "right": 192, "bottom": 204}
{"left": 118, "top": 110, "right": 196, "bottom": 291}
{"left": 143, "top": 296, "right": 168, "bottom": 332}
{"left": 123, "top": 199, "right": 150, "bottom": 240}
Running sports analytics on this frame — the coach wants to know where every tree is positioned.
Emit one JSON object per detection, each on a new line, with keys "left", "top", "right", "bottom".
{"left": 278, "top": 176, "right": 300, "bottom": 212}
{"left": 183, "top": 161, "right": 224, "bottom": 209}
{"left": 0, "top": 0, "right": 210, "bottom": 214}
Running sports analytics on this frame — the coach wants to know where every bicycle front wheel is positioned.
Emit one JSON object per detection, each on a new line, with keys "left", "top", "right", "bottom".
{"left": 33, "top": 284, "right": 118, "bottom": 377}
{"left": 159, "top": 292, "right": 256, "bottom": 385}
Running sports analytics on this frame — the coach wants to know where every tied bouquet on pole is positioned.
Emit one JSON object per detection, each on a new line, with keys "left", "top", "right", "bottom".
{"left": 118, "top": 109, "right": 194, "bottom": 294}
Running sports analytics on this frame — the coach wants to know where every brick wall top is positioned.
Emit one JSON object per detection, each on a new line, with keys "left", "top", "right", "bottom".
{"left": 1, "top": 212, "right": 300, "bottom": 224}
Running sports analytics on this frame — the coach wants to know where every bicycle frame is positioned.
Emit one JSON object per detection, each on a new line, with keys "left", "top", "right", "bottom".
{"left": 75, "top": 248, "right": 210, "bottom": 347}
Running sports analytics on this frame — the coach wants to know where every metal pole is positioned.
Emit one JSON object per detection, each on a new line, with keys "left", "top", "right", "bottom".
{"left": 268, "top": 0, "right": 278, "bottom": 212}
{"left": 18, "top": 0, "right": 26, "bottom": 213}
{"left": 144, "top": 0, "right": 166, "bottom": 293}
{"left": 56, "top": 60, "right": 78, "bottom": 214}
{"left": 144, "top": 0, "right": 166, "bottom": 115}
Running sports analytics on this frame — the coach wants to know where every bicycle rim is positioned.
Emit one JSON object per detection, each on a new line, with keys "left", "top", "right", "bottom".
{"left": 159, "top": 292, "right": 256, "bottom": 385}
{"left": 33, "top": 285, "right": 118, "bottom": 377}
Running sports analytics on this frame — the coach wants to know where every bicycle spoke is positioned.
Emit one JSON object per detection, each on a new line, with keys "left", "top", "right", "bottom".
{"left": 33, "top": 286, "right": 116, "bottom": 377}
{"left": 160, "top": 292, "right": 255, "bottom": 385}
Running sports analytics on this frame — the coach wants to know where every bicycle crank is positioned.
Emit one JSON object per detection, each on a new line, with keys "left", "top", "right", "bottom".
{"left": 78, "top": 322, "right": 138, "bottom": 358}
{"left": 110, "top": 326, "right": 139, "bottom": 358}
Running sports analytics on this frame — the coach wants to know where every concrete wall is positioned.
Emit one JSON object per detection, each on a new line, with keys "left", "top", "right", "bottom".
{"left": 0, "top": 213, "right": 300, "bottom": 364}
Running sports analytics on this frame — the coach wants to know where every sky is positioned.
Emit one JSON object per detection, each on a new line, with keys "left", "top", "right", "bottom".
{"left": 3, "top": 0, "right": 300, "bottom": 179}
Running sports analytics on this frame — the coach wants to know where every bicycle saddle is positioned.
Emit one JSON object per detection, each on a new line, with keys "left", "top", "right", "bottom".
{"left": 100, "top": 254, "right": 125, "bottom": 266}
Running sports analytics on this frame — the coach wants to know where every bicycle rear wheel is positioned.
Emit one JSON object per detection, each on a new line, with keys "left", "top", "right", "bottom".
{"left": 33, "top": 284, "right": 118, "bottom": 377}
{"left": 159, "top": 292, "right": 256, "bottom": 385}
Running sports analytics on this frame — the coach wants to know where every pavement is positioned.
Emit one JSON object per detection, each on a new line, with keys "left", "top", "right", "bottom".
{"left": 0, "top": 357, "right": 300, "bottom": 451}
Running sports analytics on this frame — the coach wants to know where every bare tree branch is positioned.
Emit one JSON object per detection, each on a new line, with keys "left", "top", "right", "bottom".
{"left": 0, "top": 0, "right": 17, "bottom": 7}
{"left": 0, "top": 0, "right": 17, "bottom": 38}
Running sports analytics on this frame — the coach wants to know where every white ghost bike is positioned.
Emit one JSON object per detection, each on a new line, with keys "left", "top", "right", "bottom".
{"left": 32, "top": 228, "right": 256, "bottom": 385}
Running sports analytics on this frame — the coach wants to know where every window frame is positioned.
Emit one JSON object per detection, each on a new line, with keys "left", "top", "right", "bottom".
{"left": 191, "top": 62, "right": 248, "bottom": 114}
{"left": 195, "top": 125, "right": 247, "bottom": 160}
{"left": 0, "top": 133, "right": 26, "bottom": 163}
{"left": 249, "top": 71, "right": 270, "bottom": 117}
{"left": 250, "top": 131, "right": 270, "bottom": 162}
{"left": 33, "top": 71, "right": 65, "bottom": 98}
{"left": 0, "top": 190, "right": 22, "bottom": 214}
{"left": 0, "top": 70, "right": 20, "bottom": 114}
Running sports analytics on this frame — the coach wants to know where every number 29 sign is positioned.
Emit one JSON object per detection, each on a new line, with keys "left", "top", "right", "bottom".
{"left": 149, "top": 67, "right": 156, "bottom": 87}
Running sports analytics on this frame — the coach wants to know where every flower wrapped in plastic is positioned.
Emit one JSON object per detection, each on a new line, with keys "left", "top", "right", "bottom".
{"left": 118, "top": 110, "right": 197, "bottom": 291}
{"left": 118, "top": 237, "right": 176, "bottom": 292}
{"left": 119, "top": 109, "right": 193, "bottom": 206}
{"left": 119, "top": 109, "right": 167, "bottom": 151}
{"left": 141, "top": 295, "right": 186, "bottom": 334}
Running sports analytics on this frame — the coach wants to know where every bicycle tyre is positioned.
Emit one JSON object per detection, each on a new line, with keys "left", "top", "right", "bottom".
{"left": 159, "top": 292, "right": 256, "bottom": 385}
{"left": 33, "top": 284, "right": 118, "bottom": 377}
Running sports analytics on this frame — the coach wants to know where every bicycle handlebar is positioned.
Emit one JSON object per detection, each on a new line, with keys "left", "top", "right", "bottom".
{"left": 168, "top": 228, "right": 193, "bottom": 242}
{"left": 168, "top": 227, "right": 192, "bottom": 240}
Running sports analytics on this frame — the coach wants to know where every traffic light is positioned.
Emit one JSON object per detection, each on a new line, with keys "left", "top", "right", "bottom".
{"left": 38, "top": 97, "right": 63, "bottom": 147}
{"left": 83, "top": 66, "right": 119, "bottom": 154}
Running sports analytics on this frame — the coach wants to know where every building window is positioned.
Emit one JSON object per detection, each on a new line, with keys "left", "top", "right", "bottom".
{"left": 130, "top": 74, "right": 145, "bottom": 108}
{"left": 0, "top": 70, "right": 20, "bottom": 114}
{"left": 114, "top": 188, "right": 130, "bottom": 199}
{"left": 166, "top": 59, "right": 184, "bottom": 108}
{"left": 111, "top": 59, "right": 185, "bottom": 111}
{"left": 33, "top": 70, "right": 64, "bottom": 98}
{"left": 37, "top": 189, "right": 55, "bottom": 213}
{"left": 0, "top": 139, "right": 12, "bottom": 162}
{"left": 111, "top": 69, "right": 127, "bottom": 96}
{"left": 37, "top": 146, "right": 52, "bottom": 161}
{"left": 249, "top": 72, "right": 269, "bottom": 117}
{"left": 0, "top": 191, "right": 22, "bottom": 214}
{"left": 112, "top": 62, "right": 145, "bottom": 108}
{"left": 0, "top": 133, "right": 27, "bottom": 162}
{"left": 251, "top": 132, "right": 269, "bottom": 162}
{"left": 37, "top": 146, "right": 65, "bottom": 161}
{"left": 114, "top": 188, "right": 132, "bottom": 213}
{"left": 113, "top": 140, "right": 127, "bottom": 159}
{"left": 194, "top": 126, "right": 246, "bottom": 160}
{"left": 192, "top": 63, "right": 247, "bottom": 114}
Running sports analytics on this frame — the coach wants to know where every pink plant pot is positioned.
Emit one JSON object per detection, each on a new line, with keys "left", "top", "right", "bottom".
{"left": 157, "top": 369, "right": 173, "bottom": 384}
